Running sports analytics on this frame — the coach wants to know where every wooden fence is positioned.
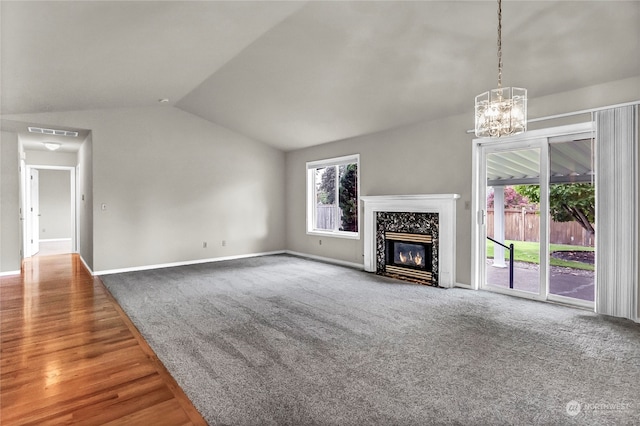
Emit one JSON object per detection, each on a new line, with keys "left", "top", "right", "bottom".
{"left": 316, "top": 204, "right": 338, "bottom": 230}
{"left": 487, "top": 208, "right": 594, "bottom": 246}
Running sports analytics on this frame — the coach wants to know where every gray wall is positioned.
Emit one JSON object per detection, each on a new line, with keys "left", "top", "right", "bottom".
{"left": 0, "top": 131, "right": 21, "bottom": 273}
{"left": 38, "top": 169, "right": 71, "bottom": 240}
{"left": 77, "top": 134, "right": 94, "bottom": 270}
{"left": 286, "top": 113, "right": 472, "bottom": 281}
{"left": 285, "top": 76, "right": 640, "bottom": 286}
{"left": 4, "top": 106, "right": 286, "bottom": 273}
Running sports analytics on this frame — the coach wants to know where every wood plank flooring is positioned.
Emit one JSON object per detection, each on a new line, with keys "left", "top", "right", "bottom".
{"left": 0, "top": 254, "right": 207, "bottom": 425}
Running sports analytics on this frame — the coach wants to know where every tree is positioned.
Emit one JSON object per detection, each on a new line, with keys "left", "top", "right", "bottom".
{"left": 514, "top": 183, "right": 595, "bottom": 235}
{"left": 317, "top": 166, "right": 336, "bottom": 204}
{"left": 339, "top": 164, "right": 358, "bottom": 232}
{"left": 487, "top": 186, "right": 531, "bottom": 208}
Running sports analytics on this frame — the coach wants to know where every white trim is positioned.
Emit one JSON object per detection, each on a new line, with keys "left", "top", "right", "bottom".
{"left": 547, "top": 293, "right": 594, "bottom": 310}
{"left": 26, "top": 165, "right": 76, "bottom": 171}
{"left": 305, "top": 230, "right": 360, "bottom": 240}
{"left": 39, "top": 238, "right": 72, "bottom": 243}
{"left": 285, "top": 250, "right": 364, "bottom": 270}
{"left": 306, "top": 154, "right": 360, "bottom": 169}
{"left": 455, "top": 282, "right": 472, "bottom": 289}
{"left": 360, "top": 194, "right": 460, "bottom": 288}
{"left": 0, "top": 270, "right": 21, "bottom": 277}
{"left": 23, "top": 165, "right": 77, "bottom": 258}
{"left": 473, "top": 122, "right": 594, "bottom": 147}
{"left": 79, "top": 255, "right": 94, "bottom": 276}
{"left": 484, "top": 285, "right": 549, "bottom": 302}
{"left": 96, "top": 250, "right": 286, "bottom": 276}
{"left": 306, "top": 154, "right": 360, "bottom": 239}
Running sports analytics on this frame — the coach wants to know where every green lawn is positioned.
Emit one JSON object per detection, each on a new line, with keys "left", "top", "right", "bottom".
{"left": 486, "top": 240, "right": 594, "bottom": 271}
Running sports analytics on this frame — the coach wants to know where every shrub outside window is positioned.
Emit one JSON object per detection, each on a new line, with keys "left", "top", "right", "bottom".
{"left": 306, "top": 154, "right": 359, "bottom": 238}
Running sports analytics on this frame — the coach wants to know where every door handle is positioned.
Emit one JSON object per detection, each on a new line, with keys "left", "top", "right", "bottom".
{"left": 477, "top": 210, "right": 485, "bottom": 225}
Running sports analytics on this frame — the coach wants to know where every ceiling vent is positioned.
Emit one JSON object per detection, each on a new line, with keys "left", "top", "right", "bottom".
{"left": 28, "top": 126, "right": 78, "bottom": 137}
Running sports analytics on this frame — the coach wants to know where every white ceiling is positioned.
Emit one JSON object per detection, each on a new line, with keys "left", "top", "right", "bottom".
{"left": 1, "top": 1, "right": 639, "bottom": 151}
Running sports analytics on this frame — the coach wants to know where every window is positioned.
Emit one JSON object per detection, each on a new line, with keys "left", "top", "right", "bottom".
{"left": 306, "top": 154, "right": 359, "bottom": 238}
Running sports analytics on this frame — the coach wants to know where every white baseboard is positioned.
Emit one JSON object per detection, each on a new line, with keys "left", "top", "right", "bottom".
{"left": 95, "top": 250, "right": 286, "bottom": 276}
{"left": 285, "top": 250, "right": 364, "bottom": 270}
{"left": 455, "top": 282, "right": 472, "bottom": 289}
{"left": 39, "top": 238, "right": 72, "bottom": 243}
{"left": 0, "top": 270, "right": 21, "bottom": 277}
{"left": 79, "top": 255, "right": 94, "bottom": 276}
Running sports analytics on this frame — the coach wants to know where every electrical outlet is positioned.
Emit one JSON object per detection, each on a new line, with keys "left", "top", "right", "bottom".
{"left": 319, "top": 239, "right": 322, "bottom": 245}
{"left": 222, "top": 240, "right": 226, "bottom": 247}
{"left": 202, "top": 241, "right": 207, "bottom": 248}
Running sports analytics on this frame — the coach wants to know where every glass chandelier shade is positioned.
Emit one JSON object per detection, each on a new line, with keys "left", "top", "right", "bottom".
{"left": 474, "top": 0, "right": 527, "bottom": 138}
{"left": 475, "top": 86, "right": 527, "bottom": 138}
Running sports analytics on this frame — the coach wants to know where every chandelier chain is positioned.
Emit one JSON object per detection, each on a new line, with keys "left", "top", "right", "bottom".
{"left": 497, "top": 0, "right": 502, "bottom": 88}
{"left": 474, "top": 0, "right": 527, "bottom": 138}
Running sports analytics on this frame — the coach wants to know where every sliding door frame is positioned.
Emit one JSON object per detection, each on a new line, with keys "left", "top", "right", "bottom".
{"left": 472, "top": 123, "right": 595, "bottom": 305}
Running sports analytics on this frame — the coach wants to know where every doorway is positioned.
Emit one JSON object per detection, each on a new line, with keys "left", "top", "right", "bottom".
{"left": 24, "top": 166, "right": 77, "bottom": 258}
{"left": 472, "top": 123, "right": 595, "bottom": 308}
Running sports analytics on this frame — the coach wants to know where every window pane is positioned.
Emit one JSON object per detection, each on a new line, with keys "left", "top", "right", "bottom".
{"left": 338, "top": 163, "right": 358, "bottom": 232}
{"left": 548, "top": 139, "right": 595, "bottom": 302}
{"left": 315, "top": 167, "right": 336, "bottom": 230}
{"left": 306, "top": 154, "right": 359, "bottom": 237}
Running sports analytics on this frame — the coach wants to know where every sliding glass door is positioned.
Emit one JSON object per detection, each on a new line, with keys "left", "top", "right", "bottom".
{"left": 478, "top": 140, "right": 548, "bottom": 300}
{"left": 473, "top": 123, "right": 595, "bottom": 307}
{"left": 547, "top": 135, "right": 595, "bottom": 307}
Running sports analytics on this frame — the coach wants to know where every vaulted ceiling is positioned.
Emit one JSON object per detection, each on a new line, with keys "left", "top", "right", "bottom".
{"left": 1, "top": 1, "right": 639, "bottom": 151}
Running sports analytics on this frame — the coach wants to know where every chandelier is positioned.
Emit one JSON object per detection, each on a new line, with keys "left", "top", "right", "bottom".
{"left": 475, "top": 0, "right": 527, "bottom": 138}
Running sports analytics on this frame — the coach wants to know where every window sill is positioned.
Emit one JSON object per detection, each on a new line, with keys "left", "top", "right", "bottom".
{"left": 306, "top": 230, "right": 360, "bottom": 240}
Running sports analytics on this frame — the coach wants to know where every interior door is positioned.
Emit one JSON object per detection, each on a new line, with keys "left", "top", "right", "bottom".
{"left": 31, "top": 168, "right": 40, "bottom": 255}
{"left": 476, "top": 139, "right": 549, "bottom": 300}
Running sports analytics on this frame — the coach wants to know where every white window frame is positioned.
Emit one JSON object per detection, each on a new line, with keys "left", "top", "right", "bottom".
{"left": 306, "top": 154, "right": 360, "bottom": 239}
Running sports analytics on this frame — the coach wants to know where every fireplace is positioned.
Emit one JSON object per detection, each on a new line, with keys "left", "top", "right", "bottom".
{"left": 385, "top": 232, "right": 433, "bottom": 284}
{"left": 361, "top": 194, "right": 460, "bottom": 288}
{"left": 375, "top": 211, "right": 438, "bottom": 285}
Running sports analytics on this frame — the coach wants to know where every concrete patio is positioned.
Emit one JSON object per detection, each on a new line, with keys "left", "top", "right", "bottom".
{"left": 486, "top": 261, "right": 594, "bottom": 302}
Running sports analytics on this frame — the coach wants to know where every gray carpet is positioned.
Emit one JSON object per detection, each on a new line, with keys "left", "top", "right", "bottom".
{"left": 101, "top": 254, "right": 640, "bottom": 425}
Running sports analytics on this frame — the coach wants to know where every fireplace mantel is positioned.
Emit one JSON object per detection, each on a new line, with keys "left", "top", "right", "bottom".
{"left": 360, "top": 194, "right": 460, "bottom": 288}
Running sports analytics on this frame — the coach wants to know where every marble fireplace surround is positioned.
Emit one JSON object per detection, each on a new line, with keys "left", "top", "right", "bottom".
{"left": 361, "top": 194, "right": 460, "bottom": 288}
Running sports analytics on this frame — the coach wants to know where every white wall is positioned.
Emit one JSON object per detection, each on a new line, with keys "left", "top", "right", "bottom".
{"left": 38, "top": 169, "right": 71, "bottom": 240}
{"left": 4, "top": 106, "right": 286, "bottom": 273}
{"left": 285, "top": 76, "right": 640, "bottom": 286}
{"left": 25, "top": 150, "right": 77, "bottom": 167}
{"left": 0, "top": 131, "right": 21, "bottom": 273}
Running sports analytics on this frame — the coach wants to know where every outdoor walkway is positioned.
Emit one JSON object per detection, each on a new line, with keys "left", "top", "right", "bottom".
{"left": 486, "top": 261, "right": 594, "bottom": 302}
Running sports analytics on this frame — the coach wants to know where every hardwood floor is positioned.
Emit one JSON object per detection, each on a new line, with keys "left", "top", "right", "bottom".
{"left": 0, "top": 254, "right": 207, "bottom": 425}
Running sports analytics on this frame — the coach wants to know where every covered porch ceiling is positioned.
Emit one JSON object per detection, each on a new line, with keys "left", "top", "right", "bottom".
{"left": 487, "top": 138, "right": 594, "bottom": 187}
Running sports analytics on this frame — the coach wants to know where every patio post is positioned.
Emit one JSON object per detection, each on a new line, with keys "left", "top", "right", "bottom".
{"left": 493, "top": 186, "right": 507, "bottom": 268}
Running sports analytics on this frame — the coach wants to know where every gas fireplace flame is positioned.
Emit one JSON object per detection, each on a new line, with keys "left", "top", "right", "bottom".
{"left": 399, "top": 251, "right": 423, "bottom": 267}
